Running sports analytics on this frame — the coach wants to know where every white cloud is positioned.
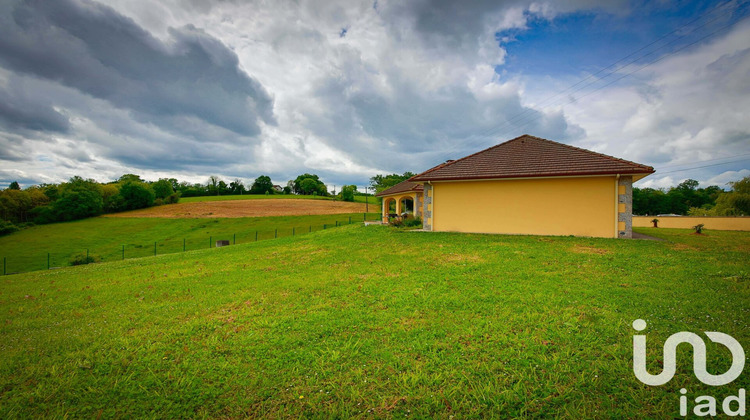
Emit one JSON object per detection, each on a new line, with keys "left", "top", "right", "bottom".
{"left": 0, "top": 0, "right": 747, "bottom": 190}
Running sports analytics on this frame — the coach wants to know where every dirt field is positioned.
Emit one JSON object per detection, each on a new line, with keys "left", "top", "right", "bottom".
{"left": 103, "top": 199, "right": 371, "bottom": 218}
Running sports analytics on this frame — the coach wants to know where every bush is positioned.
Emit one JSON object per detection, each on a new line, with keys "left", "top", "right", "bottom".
{"left": 403, "top": 217, "right": 423, "bottom": 228}
{"left": 154, "top": 198, "right": 164, "bottom": 206}
{"left": 693, "top": 224, "right": 705, "bottom": 234}
{"left": 0, "top": 220, "right": 19, "bottom": 236}
{"left": 69, "top": 252, "right": 100, "bottom": 266}
{"left": 165, "top": 192, "right": 180, "bottom": 204}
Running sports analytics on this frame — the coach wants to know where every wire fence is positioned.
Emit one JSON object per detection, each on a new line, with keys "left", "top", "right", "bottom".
{"left": 2, "top": 213, "right": 381, "bottom": 276}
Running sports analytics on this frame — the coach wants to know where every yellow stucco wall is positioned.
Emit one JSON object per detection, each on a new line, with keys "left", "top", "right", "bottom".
{"left": 633, "top": 216, "right": 750, "bottom": 231}
{"left": 431, "top": 176, "right": 617, "bottom": 238}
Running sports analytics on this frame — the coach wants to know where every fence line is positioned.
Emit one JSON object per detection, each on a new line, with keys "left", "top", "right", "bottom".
{"left": 2, "top": 213, "right": 379, "bottom": 276}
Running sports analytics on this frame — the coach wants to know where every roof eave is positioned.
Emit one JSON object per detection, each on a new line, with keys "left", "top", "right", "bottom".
{"left": 411, "top": 169, "right": 655, "bottom": 182}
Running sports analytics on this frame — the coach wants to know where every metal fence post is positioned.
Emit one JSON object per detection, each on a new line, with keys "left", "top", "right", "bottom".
{"left": 209, "top": 236, "right": 212, "bottom": 248}
{"left": 183, "top": 239, "right": 186, "bottom": 252}
{"left": 363, "top": 213, "right": 366, "bottom": 221}
{"left": 233, "top": 233, "right": 236, "bottom": 245}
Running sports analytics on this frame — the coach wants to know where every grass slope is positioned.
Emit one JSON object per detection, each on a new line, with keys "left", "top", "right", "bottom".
{"left": 0, "top": 213, "right": 379, "bottom": 274}
{"left": 1, "top": 226, "right": 748, "bottom": 418}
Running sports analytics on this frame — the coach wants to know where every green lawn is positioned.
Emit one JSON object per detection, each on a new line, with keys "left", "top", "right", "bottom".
{"left": 1, "top": 226, "right": 748, "bottom": 418}
{"left": 0, "top": 213, "right": 379, "bottom": 275}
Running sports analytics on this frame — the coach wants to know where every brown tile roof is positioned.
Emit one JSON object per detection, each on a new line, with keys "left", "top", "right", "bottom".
{"left": 375, "top": 180, "right": 424, "bottom": 197}
{"left": 410, "top": 134, "right": 654, "bottom": 182}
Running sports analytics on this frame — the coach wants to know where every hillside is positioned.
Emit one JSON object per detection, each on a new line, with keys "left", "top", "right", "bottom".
{"left": 104, "top": 198, "right": 370, "bottom": 218}
{"left": 0, "top": 213, "right": 378, "bottom": 275}
{"left": 1, "top": 226, "right": 748, "bottom": 418}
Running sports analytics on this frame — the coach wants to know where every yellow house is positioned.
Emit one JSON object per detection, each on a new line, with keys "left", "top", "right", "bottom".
{"left": 402, "top": 134, "right": 655, "bottom": 238}
{"left": 376, "top": 180, "right": 423, "bottom": 221}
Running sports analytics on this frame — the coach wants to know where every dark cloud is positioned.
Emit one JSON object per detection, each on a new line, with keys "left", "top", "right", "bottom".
{"left": 0, "top": 84, "right": 70, "bottom": 133}
{"left": 0, "top": 0, "right": 275, "bottom": 137}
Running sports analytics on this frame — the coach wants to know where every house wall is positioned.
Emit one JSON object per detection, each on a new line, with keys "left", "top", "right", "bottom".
{"left": 431, "top": 176, "right": 618, "bottom": 238}
{"left": 633, "top": 216, "right": 750, "bottom": 231}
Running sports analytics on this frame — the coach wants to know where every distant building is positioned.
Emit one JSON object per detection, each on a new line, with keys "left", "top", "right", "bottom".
{"left": 272, "top": 185, "right": 283, "bottom": 193}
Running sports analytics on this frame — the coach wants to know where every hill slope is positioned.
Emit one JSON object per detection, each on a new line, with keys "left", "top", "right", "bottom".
{"left": 1, "top": 226, "right": 748, "bottom": 418}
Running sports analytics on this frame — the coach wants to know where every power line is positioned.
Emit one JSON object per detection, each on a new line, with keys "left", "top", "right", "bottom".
{"left": 428, "top": 1, "right": 749, "bottom": 164}
{"left": 656, "top": 157, "right": 750, "bottom": 174}
{"left": 655, "top": 152, "right": 750, "bottom": 170}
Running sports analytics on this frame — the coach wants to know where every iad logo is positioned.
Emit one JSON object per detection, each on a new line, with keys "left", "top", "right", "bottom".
{"left": 632, "top": 319, "right": 747, "bottom": 417}
{"left": 632, "top": 319, "right": 745, "bottom": 386}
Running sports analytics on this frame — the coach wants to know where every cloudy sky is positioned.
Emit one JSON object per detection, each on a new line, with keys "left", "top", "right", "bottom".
{"left": 1, "top": 0, "right": 749, "bottom": 190}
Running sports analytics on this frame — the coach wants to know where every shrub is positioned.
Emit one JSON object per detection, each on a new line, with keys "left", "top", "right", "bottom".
{"left": 0, "top": 220, "right": 19, "bottom": 236}
{"left": 403, "top": 217, "right": 423, "bottom": 228}
{"left": 389, "top": 218, "right": 403, "bottom": 227}
{"left": 693, "top": 224, "right": 705, "bottom": 234}
{"left": 69, "top": 252, "right": 100, "bottom": 266}
{"left": 651, "top": 218, "right": 659, "bottom": 227}
{"left": 165, "top": 192, "right": 180, "bottom": 204}
{"left": 154, "top": 198, "right": 164, "bottom": 206}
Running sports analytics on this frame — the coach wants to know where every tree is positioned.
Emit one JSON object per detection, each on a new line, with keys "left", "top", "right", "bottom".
{"left": 152, "top": 179, "right": 175, "bottom": 200}
{"left": 370, "top": 172, "right": 415, "bottom": 194}
{"left": 207, "top": 176, "right": 220, "bottom": 195}
{"left": 53, "top": 177, "right": 104, "bottom": 221}
{"left": 249, "top": 175, "right": 274, "bottom": 194}
{"left": 299, "top": 178, "right": 319, "bottom": 195}
{"left": 118, "top": 182, "right": 155, "bottom": 210}
{"left": 118, "top": 174, "right": 144, "bottom": 183}
{"left": 218, "top": 180, "right": 229, "bottom": 195}
{"left": 293, "top": 174, "right": 328, "bottom": 196}
{"left": 229, "top": 179, "right": 246, "bottom": 195}
{"left": 712, "top": 176, "right": 750, "bottom": 215}
{"left": 340, "top": 185, "right": 357, "bottom": 202}
{"left": 8, "top": 181, "right": 20, "bottom": 190}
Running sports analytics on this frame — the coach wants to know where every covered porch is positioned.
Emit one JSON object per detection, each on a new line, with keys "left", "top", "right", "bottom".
{"left": 374, "top": 180, "right": 424, "bottom": 223}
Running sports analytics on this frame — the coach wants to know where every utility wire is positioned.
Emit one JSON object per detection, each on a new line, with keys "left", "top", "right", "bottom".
{"left": 427, "top": 0, "right": 749, "bottom": 165}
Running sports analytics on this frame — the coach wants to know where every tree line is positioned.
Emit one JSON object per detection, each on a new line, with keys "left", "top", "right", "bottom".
{"left": 0, "top": 172, "right": 365, "bottom": 236}
{"left": 634, "top": 176, "right": 749, "bottom": 216}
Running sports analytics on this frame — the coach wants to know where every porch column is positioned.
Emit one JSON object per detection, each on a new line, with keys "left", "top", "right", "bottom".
{"left": 395, "top": 197, "right": 402, "bottom": 215}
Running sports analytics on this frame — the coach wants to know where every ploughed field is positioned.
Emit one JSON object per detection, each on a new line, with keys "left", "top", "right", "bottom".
{"left": 103, "top": 198, "right": 370, "bottom": 218}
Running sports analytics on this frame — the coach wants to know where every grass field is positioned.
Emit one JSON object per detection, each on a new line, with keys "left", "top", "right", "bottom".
{"left": 0, "top": 213, "right": 379, "bottom": 275}
{"left": 104, "top": 199, "right": 370, "bottom": 218}
{"left": 0, "top": 226, "right": 748, "bottom": 418}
